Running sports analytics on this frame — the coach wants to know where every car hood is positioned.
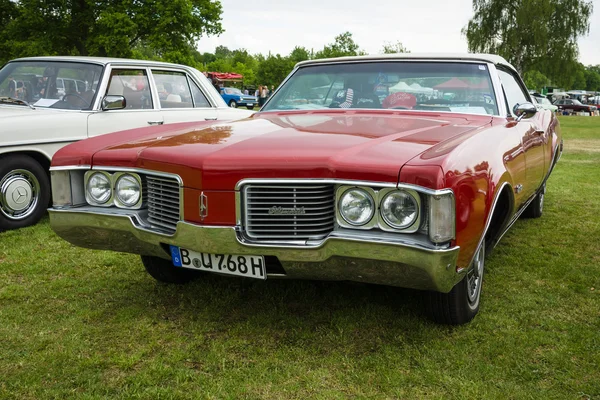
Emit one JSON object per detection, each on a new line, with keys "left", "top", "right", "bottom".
{"left": 85, "top": 111, "right": 492, "bottom": 190}
{"left": 0, "top": 105, "right": 88, "bottom": 143}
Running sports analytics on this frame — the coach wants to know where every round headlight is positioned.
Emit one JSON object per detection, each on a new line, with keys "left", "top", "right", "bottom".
{"left": 380, "top": 190, "right": 418, "bottom": 229}
{"left": 115, "top": 174, "right": 141, "bottom": 207}
{"left": 86, "top": 172, "right": 112, "bottom": 204}
{"left": 339, "top": 188, "right": 375, "bottom": 226}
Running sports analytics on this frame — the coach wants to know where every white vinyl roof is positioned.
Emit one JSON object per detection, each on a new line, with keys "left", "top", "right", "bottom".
{"left": 296, "top": 53, "right": 517, "bottom": 73}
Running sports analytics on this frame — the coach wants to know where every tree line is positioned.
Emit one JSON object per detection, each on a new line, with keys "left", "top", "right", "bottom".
{"left": 0, "top": 0, "right": 596, "bottom": 92}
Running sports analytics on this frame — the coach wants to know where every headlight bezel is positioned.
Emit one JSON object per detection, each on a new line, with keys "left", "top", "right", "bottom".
{"left": 337, "top": 187, "right": 377, "bottom": 228}
{"left": 84, "top": 171, "right": 114, "bottom": 207}
{"left": 114, "top": 172, "right": 144, "bottom": 209}
{"left": 378, "top": 188, "right": 421, "bottom": 233}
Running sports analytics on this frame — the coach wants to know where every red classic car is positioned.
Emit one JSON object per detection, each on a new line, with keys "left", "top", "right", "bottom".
{"left": 49, "top": 54, "right": 562, "bottom": 324}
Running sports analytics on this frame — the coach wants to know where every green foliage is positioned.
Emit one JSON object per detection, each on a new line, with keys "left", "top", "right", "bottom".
{"left": 381, "top": 41, "right": 410, "bottom": 54}
{"left": 523, "top": 70, "right": 549, "bottom": 92}
{"left": 0, "top": 0, "right": 224, "bottom": 65}
{"left": 256, "top": 54, "right": 294, "bottom": 87}
{"left": 314, "top": 32, "right": 362, "bottom": 59}
{"left": 463, "top": 0, "right": 593, "bottom": 88}
{"left": 584, "top": 66, "right": 600, "bottom": 91}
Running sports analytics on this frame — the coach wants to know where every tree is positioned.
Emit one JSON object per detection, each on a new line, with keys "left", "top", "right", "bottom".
{"left": 463, "top": 0, "right": 593, "bottom": 88}
{"left": 0, "top": 0, "right": 224, "bottom": 65}
{"left": 256, "top": 54, "right": 292, "bottom": 87}
{"left": 381, "top": 41, "right": 410, "bottom": 54}
{"left": 523, "top": 70, "right": 549, "bottom": 92}
{"left": 584, "top": 66, "right": 600, "bottom": 91}
{"left": 289, "top": 46, "right": 311, "bottom": 63}
{"left": 315, "top": 32, "right": 362, "bottom": 59}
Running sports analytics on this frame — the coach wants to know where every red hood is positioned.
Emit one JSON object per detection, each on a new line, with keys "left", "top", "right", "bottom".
{"left": 55, "top": 110, "right": 491, "bottom": 190}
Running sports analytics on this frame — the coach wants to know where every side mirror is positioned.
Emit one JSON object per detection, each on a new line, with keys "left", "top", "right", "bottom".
{"left": 513, "top": 102, "right": 537, "bottom": 121}
{"left": 102, "top": 95, "right": 126, "bottom": 111}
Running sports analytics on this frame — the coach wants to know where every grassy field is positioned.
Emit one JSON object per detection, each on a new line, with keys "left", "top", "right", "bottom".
{"left": 1, "top": 117, "right": 599, "bottom": 399}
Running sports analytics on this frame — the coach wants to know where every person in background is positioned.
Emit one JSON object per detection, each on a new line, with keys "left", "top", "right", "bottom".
{"left": 244, "top": 88, "right": 249, "bottom": 95}
{"left": 271, "top": 85, "right": 275, "bottom": 96}
{"left": 259, "top": 85, "right": 268, "bottom": 107}
{"left": 8, "top": 75, "right": 17, "bottom": 97}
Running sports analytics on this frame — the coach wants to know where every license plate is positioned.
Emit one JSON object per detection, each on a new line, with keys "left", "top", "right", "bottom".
{"left": 247, "top": 103, "right": 254, "bottom": 106}
{"left": 170, "top": 246, "right": 266, "bottom": 280}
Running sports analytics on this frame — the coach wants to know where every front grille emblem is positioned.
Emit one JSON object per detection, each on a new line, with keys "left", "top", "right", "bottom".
{"left": 268, "top": 206, "right": 306, "bottom": 215}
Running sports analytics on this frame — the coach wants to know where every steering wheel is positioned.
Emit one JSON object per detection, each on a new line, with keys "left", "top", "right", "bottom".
{"left": 62, "top": 93, "right": 88, "bottom": 106}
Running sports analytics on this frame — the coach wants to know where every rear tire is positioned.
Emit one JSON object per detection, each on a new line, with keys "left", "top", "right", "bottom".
{"left": 522, "top": 183, "right": 545, "bottom": 219}
{"left": 141, "top": 255, "right": 201, "bottom": 284}
{"left": 427, "top": 240, "right": 485, "bottom": 325}
{"left": 0, "top": 154, "right": 50, "bottom": 231}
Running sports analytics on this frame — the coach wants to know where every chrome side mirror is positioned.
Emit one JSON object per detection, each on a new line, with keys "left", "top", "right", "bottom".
{"left": 513, "top": 102, "right": 537, "bottom": 122}
{"left": 102, "top": 95, "right": 126, "bottom": 111}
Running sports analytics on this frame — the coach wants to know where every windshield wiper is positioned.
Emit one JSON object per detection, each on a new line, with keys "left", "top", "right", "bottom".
{"left": 0, "top": 96, "right": 35, "bottom": 110}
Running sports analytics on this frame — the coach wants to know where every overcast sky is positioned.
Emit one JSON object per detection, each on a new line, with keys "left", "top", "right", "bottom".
{"left": 197, "top": 0, "right": 600, "bottom": 66}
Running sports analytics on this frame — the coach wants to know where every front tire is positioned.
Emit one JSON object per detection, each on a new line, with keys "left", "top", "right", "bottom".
{"left": 141, "top": 255, "right": 201, "bottom": 284}
{"left": 522, "top": 183, "right": 545, "bottom": 219}
{"left": 0, "top": 154, "right": 50, "bottom": 231}
{"left": 246, "top": 106, "right": 254, "bottom": 110}
{"left": 427, "top": 240, "right": 485, "bottom": 325}
{"left": 229, "top": 100, "right": 238, "bottom": 108}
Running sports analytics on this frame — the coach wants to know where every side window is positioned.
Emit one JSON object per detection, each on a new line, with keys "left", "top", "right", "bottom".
{"left": 107, "top": 69, "right": 152, "bottom": 110}
{"left": 189, "top": 79, "right": 211, "bottom": 108}
{"left": 152, "top": 70, "right": 193, "bottom": 109}
{"left": 497, "top": 69, "right": 529, "bottom": 116}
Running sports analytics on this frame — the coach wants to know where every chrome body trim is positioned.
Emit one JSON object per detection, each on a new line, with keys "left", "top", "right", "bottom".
{"left": 49, "top": 208, "right": 463, "bottom": 292}
{"left": 50, "top": 165, "right": 92, "bottom": 171}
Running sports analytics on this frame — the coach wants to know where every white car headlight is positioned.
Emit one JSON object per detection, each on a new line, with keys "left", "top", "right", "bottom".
{"left": 86, "top": 172, "right": 112, "bottom": 205}
{"left": 339, "top": 188, "right": 375, "bottom": 226}
{"left": 115, "top": 174, "right": 141, "bottom": 207}
{"left": 380, "top": 190, "right": 419, "bottom": 229}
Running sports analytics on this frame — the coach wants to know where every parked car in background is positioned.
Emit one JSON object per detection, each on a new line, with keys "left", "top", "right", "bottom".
{"left": 219, "top": 87, "right": 257, "bottom": 109}
{"left": 532, "top": 95, "right": 558, "bottom": 112}
{"left": 554, "top": 98, "right": 597, "bottom": 114}
{"left": 49, "top": 53, "right": 561, "bottom": 325}
{"left": 0, "top": 56, "right": 253, "bottom": 231}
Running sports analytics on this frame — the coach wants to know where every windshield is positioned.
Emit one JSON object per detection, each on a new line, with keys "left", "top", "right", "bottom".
{"left": 0, "top": 60, "right": 104, "bottom": 110}
{"left": 225, "top": 88, "right": 243, "bottom": 95}
{"left": 263, "top": 61, "right": 499, "bottom": 116}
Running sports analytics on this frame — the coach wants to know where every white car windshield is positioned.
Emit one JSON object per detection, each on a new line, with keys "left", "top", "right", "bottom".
{"left": 0, "top": 60, "right": 103, "bottom": 110}
{"left": 225, "top": 88, "right": 243, "bottom": 95}
{"left": 263, "top": 61, "right": 499, "bottom": 116}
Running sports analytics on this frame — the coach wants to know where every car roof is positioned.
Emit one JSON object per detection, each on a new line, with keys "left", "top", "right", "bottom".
{"left": 295, "top": 53, "right": 517, "bottom": 73}
{"left": 10, "top": 56, "right": 192, "bottom": 69}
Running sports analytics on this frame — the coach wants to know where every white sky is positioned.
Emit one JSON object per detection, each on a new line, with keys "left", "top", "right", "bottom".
{"left": 197, "top": 0, "right": 600, "bottom": 66}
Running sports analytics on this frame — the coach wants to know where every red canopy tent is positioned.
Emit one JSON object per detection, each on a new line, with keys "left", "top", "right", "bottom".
{"left": 207, "top": 72, "right": 243, "bottom": 82}
{"left": 433, "top": 78, "right": 471, "bottom": 90}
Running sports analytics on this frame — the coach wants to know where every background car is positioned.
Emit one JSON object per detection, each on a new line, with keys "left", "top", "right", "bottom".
{"left": 0, "top": 56, "right": 254, "bottom": 231}
{"left": 554, "top": 98, "right": 597, "bottom": 114}
{"left": 219, "top": 87, "right": 258, "bottom": 109}
{"left": 532, "top": 95, "right": 558, "bottom": 112}
{"left": 49, "top": 53, "right": 561, "bottom": 325}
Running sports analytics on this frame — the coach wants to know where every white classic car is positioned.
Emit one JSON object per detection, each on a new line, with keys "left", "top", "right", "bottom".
{"left": 0, "top": 56, "right": 253, "bottom": 231}
{"left": 532, "top": 96, "right": 558, "bottom": 112}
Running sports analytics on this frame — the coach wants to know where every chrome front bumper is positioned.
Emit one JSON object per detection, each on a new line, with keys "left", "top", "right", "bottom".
{"left": 49, "top": 208, "right": 463, "bottom": 292}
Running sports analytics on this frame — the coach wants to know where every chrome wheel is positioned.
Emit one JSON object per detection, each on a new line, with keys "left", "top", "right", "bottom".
{"left": 0, "top": 169, "right": 41, "bottom": 220}
{"left": 466, "top": 242, "right": 485, "bottom": 306}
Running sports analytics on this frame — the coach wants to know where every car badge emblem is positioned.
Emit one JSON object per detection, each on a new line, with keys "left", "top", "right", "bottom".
{"left": 268, "top": 206, "right": 306, "bottom": 215}
{"left": 200, "top": 192, "right": 208, "bottom": 220}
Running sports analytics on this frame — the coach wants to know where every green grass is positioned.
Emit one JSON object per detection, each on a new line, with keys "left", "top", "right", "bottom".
{"left": 1, "top": 117, "right": 599, "bottom": 399}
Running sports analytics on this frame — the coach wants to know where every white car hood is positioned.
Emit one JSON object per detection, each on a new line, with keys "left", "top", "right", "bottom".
{"left": 0, "top": 105, "right": 88, "bottom": 145}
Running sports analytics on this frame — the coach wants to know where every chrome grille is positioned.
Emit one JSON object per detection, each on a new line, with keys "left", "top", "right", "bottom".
{"left": 147, "top": 175, "right": 181, "bottom": 233}
{"left": 243, "top": 184, "right": 335, "bottom": 240}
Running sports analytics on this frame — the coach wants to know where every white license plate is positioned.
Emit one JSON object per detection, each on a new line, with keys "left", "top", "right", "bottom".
{"left": 170, "top": 246, "right": 266, "bottom": 280}
{"left": 247, "top": 103, "right": 254, "bottom": 106}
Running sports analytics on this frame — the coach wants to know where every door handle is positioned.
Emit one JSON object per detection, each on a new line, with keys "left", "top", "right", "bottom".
{"left": 148, "top": 120, "right": 164, "bottom": 125}
{"left": 205, "top": 117, "right": 218, "bottom": 121}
